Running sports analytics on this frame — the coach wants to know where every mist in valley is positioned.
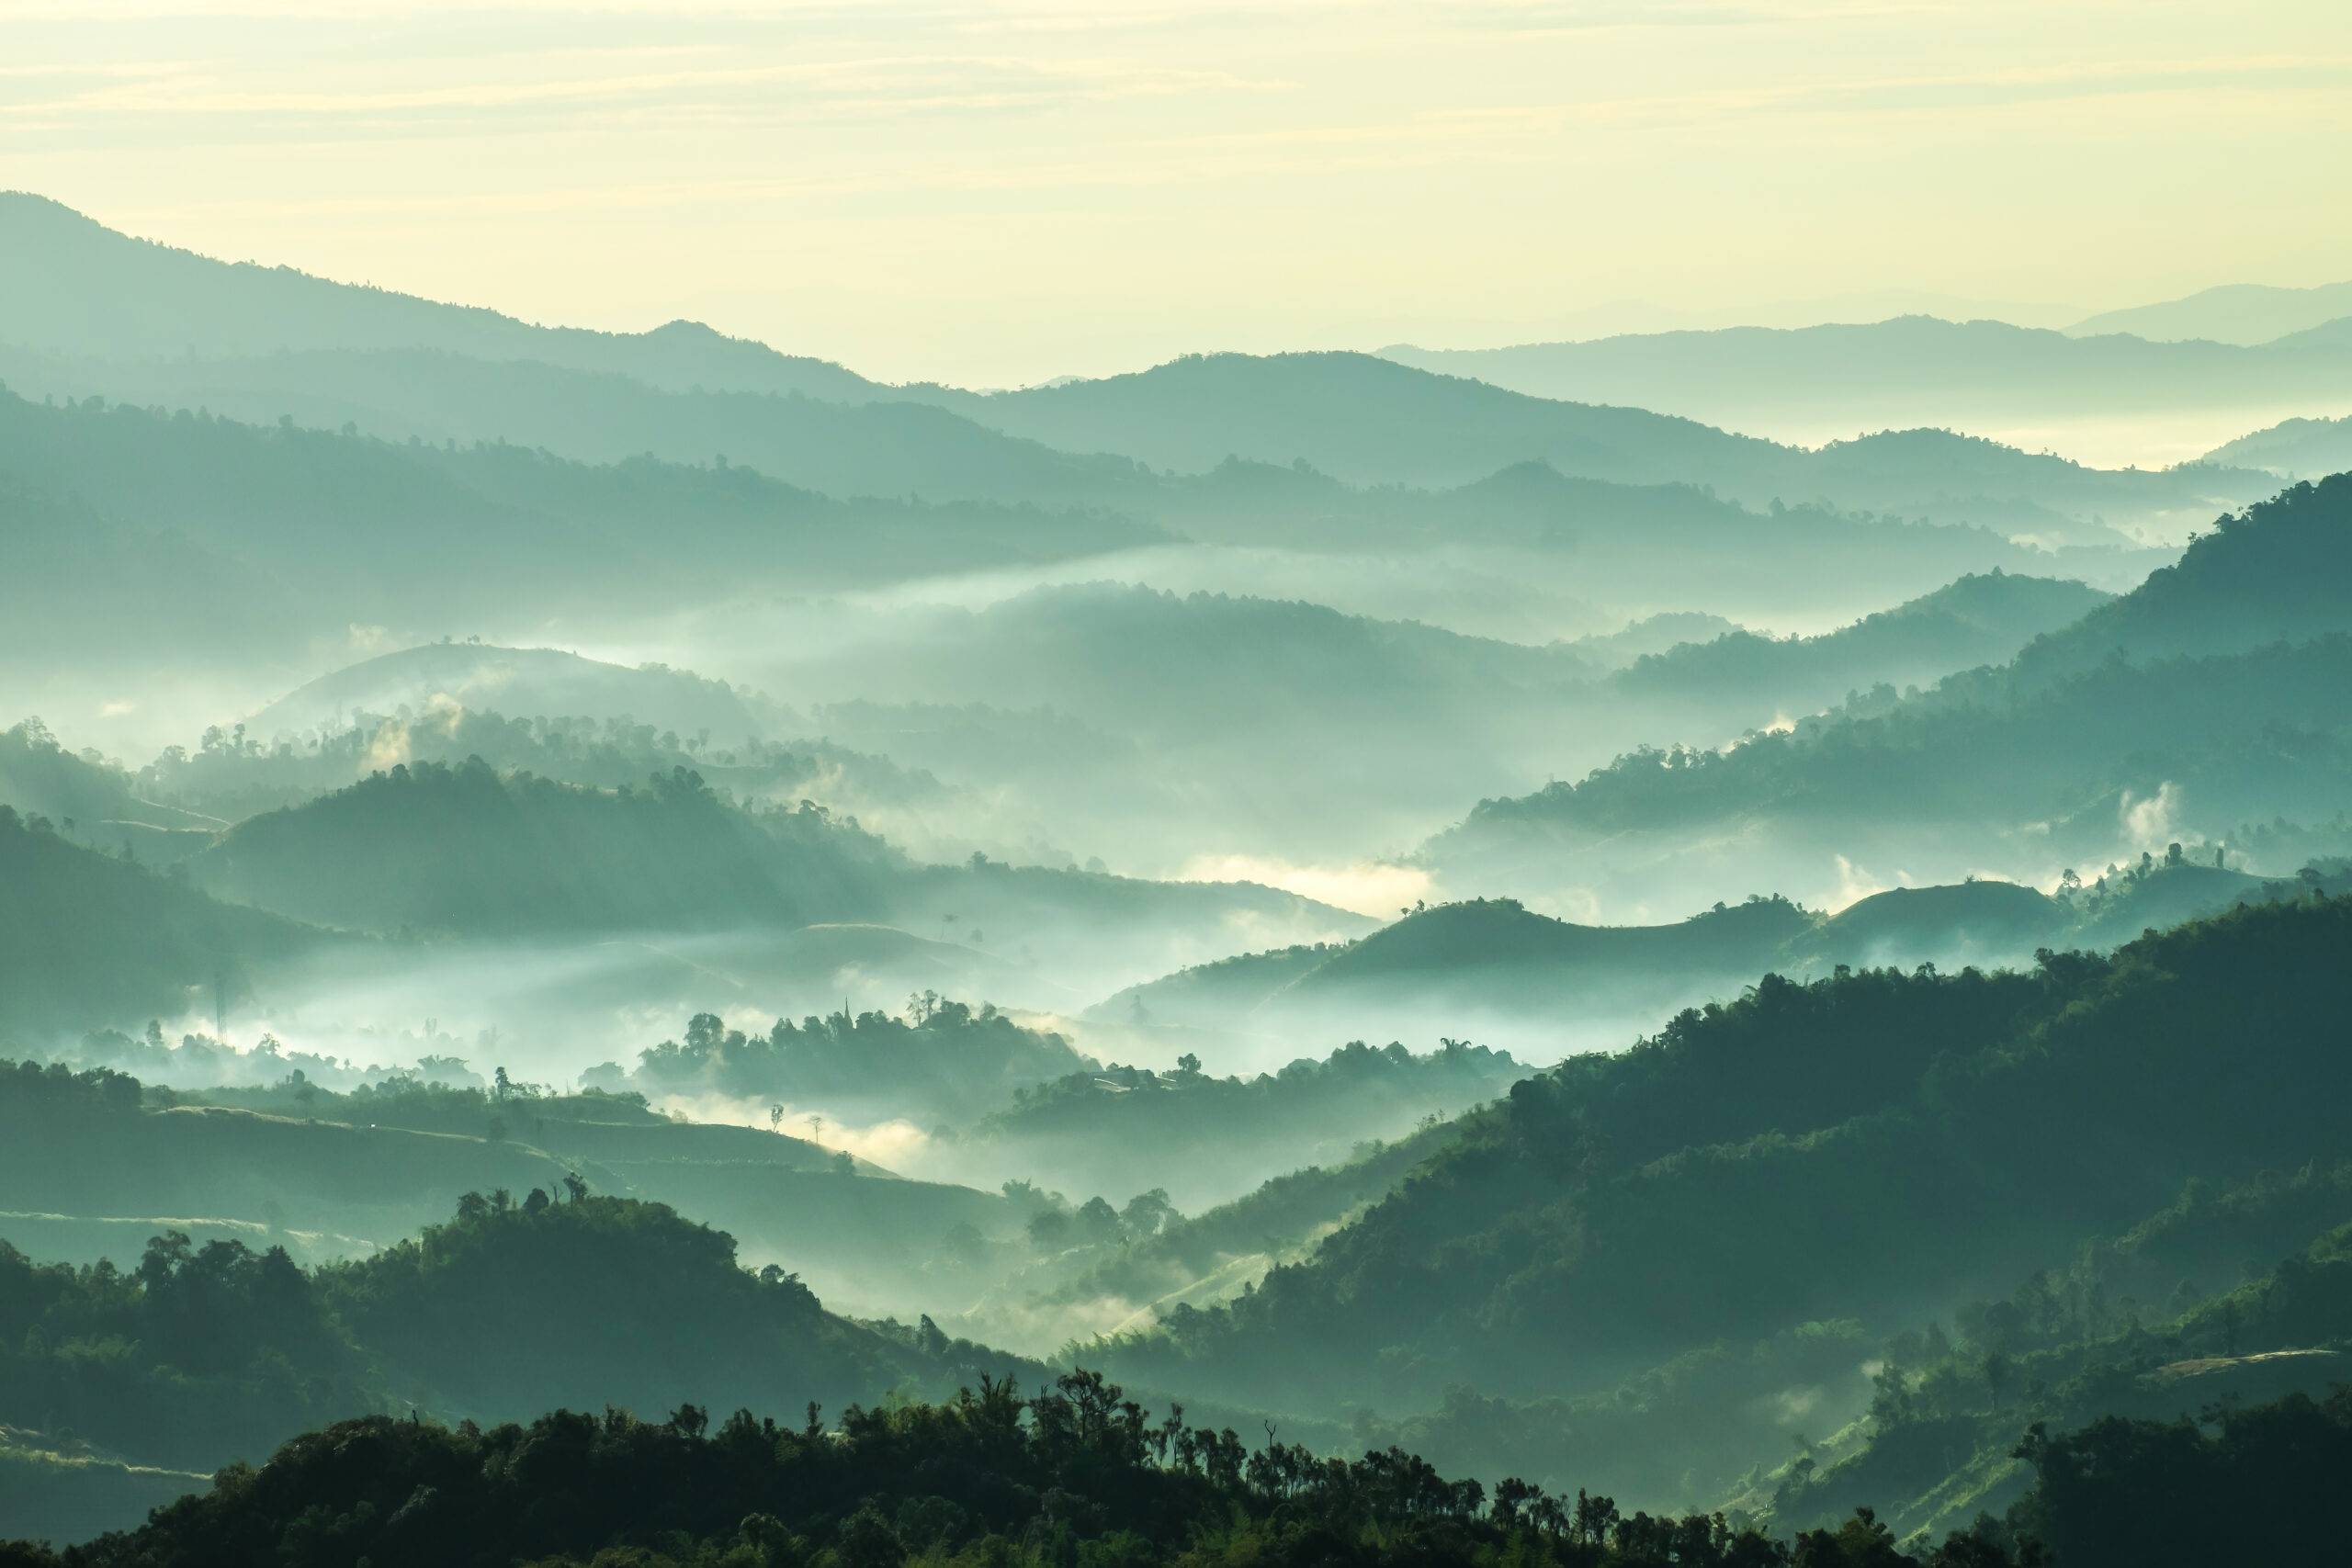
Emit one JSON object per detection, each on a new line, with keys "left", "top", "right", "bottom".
{"left": 6, "top": 8, "right": 2352, "bottom": 1560}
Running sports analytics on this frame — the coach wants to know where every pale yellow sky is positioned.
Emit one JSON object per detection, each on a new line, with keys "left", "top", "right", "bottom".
{"left": 6, "top": 1, "right": 2350, "bottom": 385}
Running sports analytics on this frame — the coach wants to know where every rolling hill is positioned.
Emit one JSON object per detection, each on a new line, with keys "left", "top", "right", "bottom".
{"left": 0, "top": 386, "right": 1163, "bottom": 637}
{"left": 0, "top": 201, "right": 2276, "bottom": 549}
{"left": 2201, "top": 414, "right": 2352, "bottom": 481}
{"left": 0, "top": 808, "right": 323, "bottom": 1040}
{"left": 1097, "top": 862, "right": 2336, "bottom": 1072}
{"left": 1101, "top": 897, "right": 2352, "bottom": 1424}
{"left": 185, "top": 759, "right": 899, "bottom": 938}
{"left": 1613, "top": 570, "right": 2111, "bottom": 722}
{"left": 929, "top": 350, "right": 2268, "bottom": 540}
{"left": 1381, "top": 317, "right": 2352, "bottom": 457}
{"left": 0, "top": 192, "right": 887, "bottom": 402}
{"left": 2065, "top": 280, "right": 2352, "bottom": 344}
{"left": 1430, "top": 475, "right": 2352, "bottom": 894}
{"left": 241, "top": 643, "right": 774, "bottom": 745}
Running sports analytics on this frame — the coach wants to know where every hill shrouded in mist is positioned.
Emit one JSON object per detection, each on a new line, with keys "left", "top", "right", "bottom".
{"left": 0, "top": 807, "right": 323, "bottom": 1038}
{"left": 2065, "top": 279, "right": 2352, "bottom": 344}
{"left": 0, "top": 192, "right": 888, "bottom": 403}
{"left": 241, "top": 643, "right": 775, "bottom": 747}
{"left": 1102, "top": 897, "right": 2352, "bottom": 1421}
{"left": 8, "top": 153, "right": 2352, "bottom": 1568}
{"left": 1430, "top": 474, "right": 2352, "bottom": 901}
{"left": 1613, "top": 570, "right": 2110, "bottom": 722}
{"left": 1381, "top": 316, "right": 2352, "bottom": 458}
{"left": 0, "top": 386, "right": 1166, "bottom": 658}
{"left": 0, "top": 199, "right": 2278, "bottom": 548}
{"left": 186, "top": 760, "right": 898, "bottom": 938}
{"left": 2202, "top": 413, "right": 2352, "bottom": 481}
{"left": 1092, "top": 863, "right": 2331, "bottom": 1071}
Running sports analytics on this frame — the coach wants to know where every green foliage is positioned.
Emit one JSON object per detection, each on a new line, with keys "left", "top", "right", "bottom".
{"left": 0, "top": 1179, "right": 1042, "bottom": 1484}
{"left": 1615, "top": 571, "right": 2110, "bottom": 717}
{"left": 0, "top": 1229, "right": 369, "bottom": 1471}
{"left": 0, "top": 384, "right": 1167, "bottom": 645}
{"left": 0, "top": 1369, "right": 2056, "bottom": 1568}
{"left": 1105, "top": 897, "right": 2352, "bottom": 1415}
{"left": 634, "top": 1002, "right": 1091, "bottom": 1122}
{"left": 1446, "top": 474, "right": 2352, "bottom": 860}
{"left": 187, "top": 759, "right": 899, "bottom": 937}
{"left": 0, "top": 800, "right": 319, "bottom": 1036}
{"left": 2012, "top": 1390, "right": 2352, "bottom": 1568}
{"left": 140, "top": 703, "right": 933, "bottom": 828}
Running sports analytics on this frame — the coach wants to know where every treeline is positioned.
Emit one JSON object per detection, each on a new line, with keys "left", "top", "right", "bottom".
{"left": 0, "top": 803, "right": 318, "bottom": 1038}
{"left": 945, "top": 1039, "right": 1525, "bottom": 1212}
{"left": 14, "top": 1369, "right": 2346, "bottom": 1567}
{"left": 0, "top": 1181, "right": 1025, "bottom": 1482}
{"left": 630, "top": 1000, "right": 1093, "bottom": 1122}
{"left": 186, "top": 757, "right": 900, "bottom": 936}
{"left": 136, "top": 707, "right": 938, "bottom": 826}
{"left": 1102, "top": 896, "right": 2352, "bottom": 1415}
{"left": 1440, "top": 473, "right": 2352, "bottom": 869}
{"left": 976, "top": 1039, "right": 1518, "bottom": 1148}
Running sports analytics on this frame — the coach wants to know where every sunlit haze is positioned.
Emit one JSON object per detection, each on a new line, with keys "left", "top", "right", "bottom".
{"left": 9, "top": 0, "right": 2349, "bottom": 384}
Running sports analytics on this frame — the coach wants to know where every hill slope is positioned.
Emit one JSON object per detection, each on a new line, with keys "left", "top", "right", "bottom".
{"left": 242, "top": 644, "right": 772, "bottom": 745}
{"left": 1382, "top": 317, "right": 2352, "bottom": 454}
{"left": 2066, "top": 279, "right": 2352, "bottom": 344}
{"left": 1614, "top": 570, "right": 2110, "bottom": 720}
{"left": 0, "top": 193, "right": 886, "bottom": 402}
{"left": 0, "top": 809, "right": 322, "bottom": 1038}
{"left": 1431, "top": 475, "right": 2352, "bottom": 894}
{"left": 1105, "top": 897, "right": 2352, "bottom": 1416}
{"left": 187, "top": 760, "right": 899, "bottom": 937}
{"left": 2201, "top": 414, "right": 2352, "bottom": 480}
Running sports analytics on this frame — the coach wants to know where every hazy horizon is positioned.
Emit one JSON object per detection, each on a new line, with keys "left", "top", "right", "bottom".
{"left": 6, "top": 7, "right": 2352, "bottom": 1562}
{"left": 10, "top": 0, "right": 2351, "bottom": 386}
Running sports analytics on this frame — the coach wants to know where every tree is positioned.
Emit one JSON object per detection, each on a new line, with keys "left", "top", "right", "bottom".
{"left": 1076, "top": 1195, "right": 1121, "bottom": 1241}
{"left": 1120, "top": 1189, "right": 1177, "bottom": 1236}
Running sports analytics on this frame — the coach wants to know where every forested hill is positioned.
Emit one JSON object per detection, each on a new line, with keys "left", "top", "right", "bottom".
{"left": 2203, "top": 413, "right": 2352, "bottom": 481}
{"left": 0, "top": 719, "right": 153, "bottom": 831}
{"left": 242, "top": 643, "right": 773, "bottom": 746}
{"left": 0, "top": 1158, "right": 1039, "bottom": 1482}
{"left": 8, "top": 1370, "right": 2342, "bottom": 1567}
{"left": 0, "top": 806, "right": 322, "bottom": 1037}
{"left": 187, "top": 759, "right": 901, "bottom": 936}
{"left": 2006, "top": 470, "right": 2352, "bottom": 680}
{"left": 1613, "top": 570, "right": 2110, "bottom": 714}
{"left": 1094, "top": 870, "right": 2332, "bottom": 1048}
{"left": 911, "top": 351, "right": 2266, "bottom": 540}
{"left": 1102, "top": 896, "right": 2352, "bottom": 1413}
{"left": 1434, "top": 474, "right": 2352, "bottom": 865}
{"left": 0, "top": 388, "right": 1163, "bottom": 638}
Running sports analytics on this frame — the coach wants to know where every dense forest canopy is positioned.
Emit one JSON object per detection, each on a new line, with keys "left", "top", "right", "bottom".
{"left": 5, "top": 152, "right": 2351, "bottom": 1567}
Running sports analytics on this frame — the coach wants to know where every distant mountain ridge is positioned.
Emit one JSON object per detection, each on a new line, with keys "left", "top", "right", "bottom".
{"left": 243, "top": 643, "right": 775, "bottom": 745}
{"left": 1095, "top": 864, "right": 2319, "bottom": 1055}
{"left": 0, "top": 197, "right": 2274, "bottom": 544}
{"left": 1099, "top": 896, "right": 2352, "bottom": 1420}
{"left": 2202, "top": 413, "right": 2352, "bottom": 480}
{"left": 0, "top": 192, "right": 888, "bottom": 403}
{"left": 2065, "top": 279, "right": 2352, "bottom": 345}
{"left": 1379, "top": 316, "right": 2352, "bottom": 449}
{"left": 1427, "top": 475, "right": 2352, "bottom": 893}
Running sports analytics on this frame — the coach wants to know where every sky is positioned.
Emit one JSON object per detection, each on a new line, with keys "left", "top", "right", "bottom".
{"left": 6, "top": 0, "right": 2351, "bottom": 386}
